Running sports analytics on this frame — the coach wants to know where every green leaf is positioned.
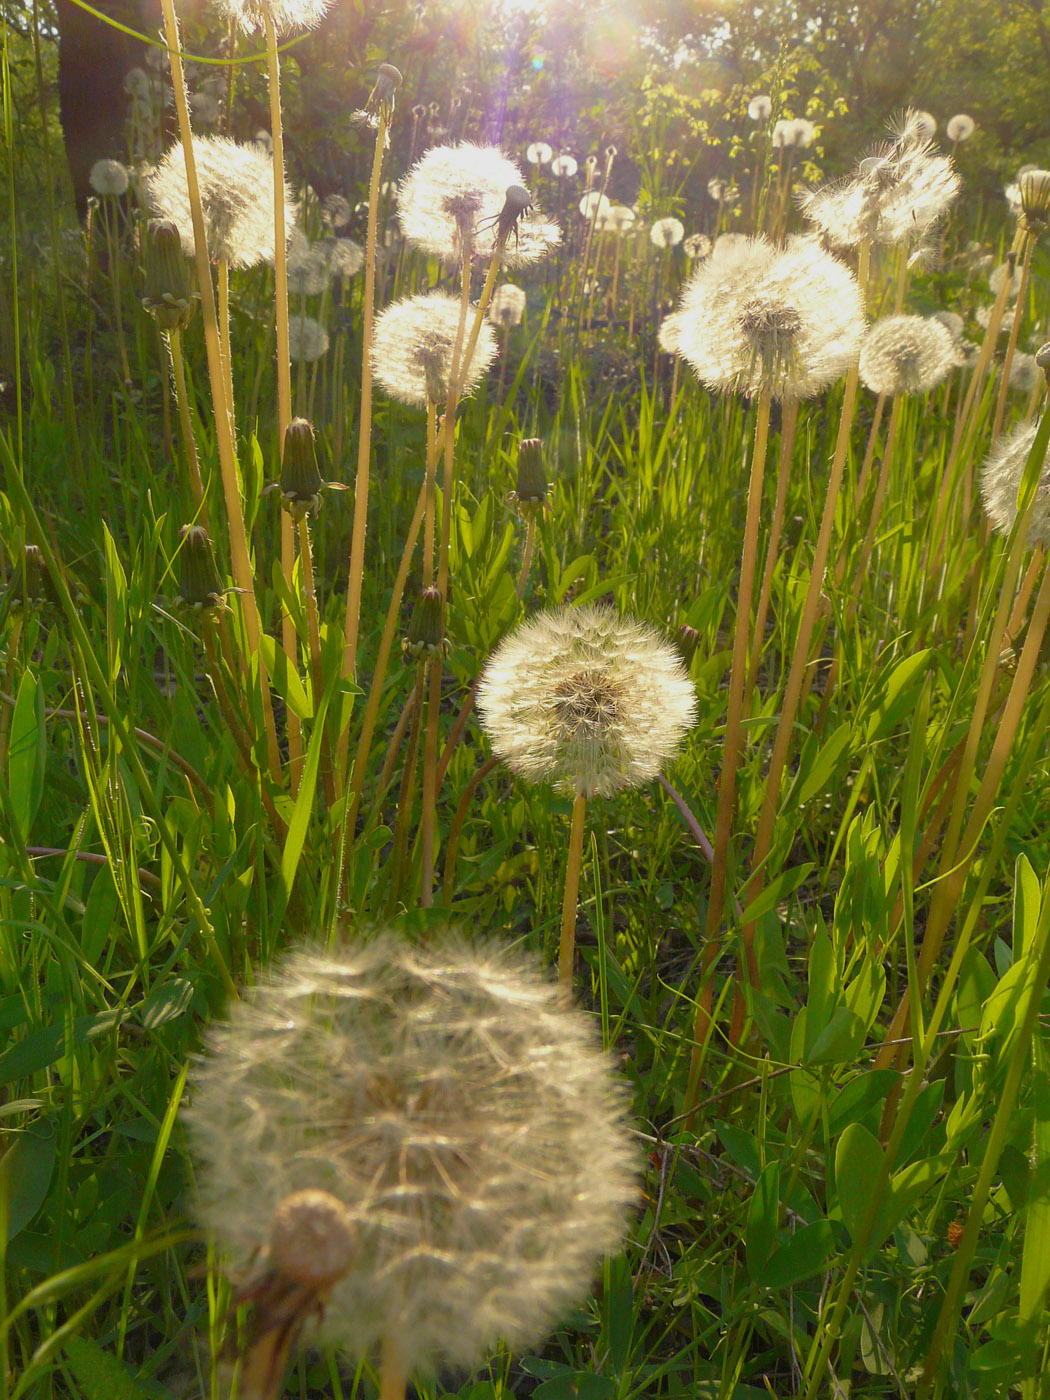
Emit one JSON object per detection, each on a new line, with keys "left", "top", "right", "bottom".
{"left": 835, "top": 1122, "right": 885, "bottom": 1242}
{"left": 603, "top": 1253, "right": 634, "bottom": 1372}
{"left": 1, "top": 1119, "right": 56, "bottom": 1240}
{"left": 63, "top": 1336, "right": 153, "bottom": 1400}
{"left": 259, "top": 631, "right": 313, "bottom": 721}
{"left": 761, "top": 1220, "right": 836, "bottom": 1289}
{"left": 796, "top": 722, "right": 852, "bottom": 806}
{"left": 746, "top": 1160, "right": 780, "bottom": 1278}
{"left": 864, "top": 650, "right": 930, "bottom": 742}
{"left": 532, "top": 1376, "right": 615, "bottom": 1400}
{"left": 7, "top": 668, "right": 45, "bottom": 840}
{"left": 741, "top": 863, "right": 814, "bottom": 927}
{"left": 280, "top": 693, "right": 329, "bottom": 901}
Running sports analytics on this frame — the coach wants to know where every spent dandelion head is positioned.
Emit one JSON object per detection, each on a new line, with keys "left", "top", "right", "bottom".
{"left": 1018, "top": 169, "right": 1050, "bottom": 237}
{"left": 286, "top": 240, "right": 331, "bottom": 295}
{"left": 147, "top": 135, "right": 290, "bottom": 268}
{"left": 476, "top": 604, "right": 697, "bottom": 799}
{"left": 858, "top": 315, "right": 955, "bottom": 396}
{"left": 671, "top": 234, "right": 865, "bottom": 401}
{"left": 398, "top": 142, "right": 557, "bottom": 266}
{"left": 371, "top": 291, "right": 498, "bottom": 407}
{"left": 981, "top": 419, "right": 1050, "bottom": 546}
{"left": 1009, "top": 352, "right": 1039, "bottom": 395}
{"left": 186, "top": 933, "right": 638, "bottom": 1376}
{"left": 89, "top": 158, "right": 130, "bottom": 197}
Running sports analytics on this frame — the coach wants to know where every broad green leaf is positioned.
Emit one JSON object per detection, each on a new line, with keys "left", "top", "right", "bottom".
{"left": 1019, "top": 1028, "right": 1050, "bottom": 1383}
{"left": 259, "top": 631, "right": 313, "bottom": 721}
{"left": 532, "top": 1375, "right": 615, "bottom": 1400}
{"left": 761, "top": 1220, "right": 836, "bottom": 1290}
{"left": 280, "top": 693, "right": 329, "bottom": 900}
{"left": 864, "top": 650, "right": 931, "bottom": 742}
{"left": 603, "top": 1253, "right": 634, "bottom": 1372}
{"left": 741, "top": 862, "right": 814, "bottom": 927}
{"left": 746, "top": 1160, "right": 780, "bottom": 1278}
{"left": 835, "top": 1122, "right": 885, "bottom": 1242}
{"left": 64, "top": 1336, "right": 153, "bottom": 1400}
{"left": 8, "top": 668, "right": 45, "bottom": 840}
{"left": 1, "top": 1120, "right": 56, "bottom": 1240}
{"left": 796, "top": 723, "right": 852, "bottom": 806}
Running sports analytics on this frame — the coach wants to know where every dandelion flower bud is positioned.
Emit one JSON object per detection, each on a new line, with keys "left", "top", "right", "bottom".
{"left": 526, "top": 141, "right": 553, "bottom": 165}
{"left": 147, "top": 136, "right": 290, "bottom": 269}
{"left": 402, "top": 585, "right": 446, "bottom": 661}
{"left": 551, "top": 153, "right": 578, "bottom": 178}
{"left": 177, "top": 525, "right": 225, "bottom": 617}
{"left": 858, "top": 314, "right": 955, "bottom": 396}
{"left": 278, "top": 417, "right": 324, "bottom": 520}
{"left": 372, "top": 291, "right": 498, "bottom": 407}
{"left": 365, "top": 63, "right": 402, "bottom": 121}
{"left": 186, "top": 933, "right": 637, "bottom": 1375}
{"left": 1019, "top": 169, "right": 1050, "bottom": 236}
{"left": 512, "top": 437, "right": 547, "bottom": 512}
{"left": 7, "top": 545, "right": 57, "bottom": 613}
{"left": 748, "top": 94, "right": 772, "bottom": 122}
{"left": 489, "top": 283, "right": 526, "bottom": 327}
{"left": 981, "top": 419, "right": 1050, "bottom": 546}
{"left": 288, "top": 315, "right": 330, "bottom": 364}
{"left": 671, "top": 234, "right": 865, "bottom": 401}
{"left": 947, "top": 114, "right": 975, "bottom": 143}
{"left": 142, "top": 218, "right": 196, "bottom": 331}
{"left": 650, "top": 217, "right": 685, "bottom": 249}
{"left": 89, "top": 158, "right": 129, "bottom": 197}
{"left": 398, "top": 142, "right": 557, "bottom": 266}
{"left": 477, "top": 604, "right": 697, "bottom": 798}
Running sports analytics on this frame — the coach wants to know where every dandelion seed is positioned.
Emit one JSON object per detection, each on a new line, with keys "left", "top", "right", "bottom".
{"left": 288, "top": 315, "right": 330, "bottom": 363}
{"left": 748, "top": 94, "right": 772, "bottom": 122}
{"left": 671, "top": 234, "right": 864, "bottom": 401}
{"left": 398, "top": 142, "right": 558, "bottom": 266}
{"left": 477, "top": 604, "right": 696, "bottom": 799}
{"left": 371, "top": 291, "right": 498, "bottom": 407}
{"left": 551, "top": 153, "right": 578, "bottom": 178}
{"left": 650, "top": 217, "right": 684, "bottom": 249}
{"left": 526, "top": 142, "right": 553, "bottom": 165}
{"left": 947, "top": 114, "right": 975, "bottom": 143}
{"left": 858, "top": 315, "right": 955, "bottom": 396}
{"left": 489, "top": 284, "right": 526, "bottom": 327}
{"left": 186, "top": 933, "right": 637, "bottom": 1376}
{"left": 981, "top": 419, "right": 1050, "bottom": 546}
{"left": 147, "top": 135, "right": 291, "bottom": 268}
{"left": 89, "top": 159, "right": 129, "bottom": 197}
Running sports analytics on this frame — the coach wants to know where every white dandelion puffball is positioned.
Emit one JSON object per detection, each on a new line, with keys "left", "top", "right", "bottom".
{"left": 372, "top": 291, "right": 498, "bottom": 407}
{"left": 476, "top": 604, "right": 697, "bottom": 799}
{"left": 322, "top": 193, "right": 352, "bottom": 228}
{"left": 147, "top": 136, "right": 290, "bottom": 268}
{"left": 858, "top": 315, "right": 955, "bottom": 396}
{"left": 186, "top": 933, "right": 638, "bottom": 1375}
{"left": 326, "top": 236, "right": 364, "bottom": 278}
{"left": 190, "top": 91, "right": 220, "bottom": 127}
{"left": 772, "top": 118, "right": 815, "bottom": 149}
{"left": 977, "top": 302, "right": 1016, "bottom": 335}
{"left": 933, "top": 309, "right": 964, "bottom": 341}
{"left": 799, "top": 112, "right": 959, "bottom": 249}
{"left": 607, "top": 205, "right": 637, "bottom": 234}
{"left": 286, "top": 240, "right": 331, "bottom": 295}
{"left": 212, "top": 0, "right": 331, "bottom": 35}
{"left": 947, "top": 114, "right": 975, "bottom": 143}
{"left": 683, "top": 233, "right": 712, "bottom": 260}
{"left": 650, "top": 217, "right": 685, "bottom": 248}
{"left": 551, "top": 153, "right": 578, "bottom": 178}
{"left": 671, "top": 234, "right": 865, "bottom": 401}
{"left": 579, "top": 191, "right": 611, "bottom": 220}
{"left": 288, "top": 315, "right": 330, "bottom": 363}
{"left": 90, "top": 158, "right": 130, "bottom": 197}
{"left": 526, "top": 141, "right": 553, "bottom": 166}
{"left": 989, "top": 261, "right": 1023, "bottom": 299}
{"left": 489, "top": 283, "right": 526, "bottom": 327}
{"left": 1009, "top": 352, "right": 1039, "bottom": 395}
{"left": 658, "top": 312, "right": 683, "bottom": 355}
{"left": 748, "top": 94, "right": 772, "bottom": 122}
{"left": 981, "top": 420, "right": 1050, "bottom": 546}
{"left": 397, "top": 142, "right": 558, "bottom": 267}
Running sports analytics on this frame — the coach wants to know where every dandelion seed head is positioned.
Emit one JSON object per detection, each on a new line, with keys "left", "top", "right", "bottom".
{"left": 683, "top": 233, "right": 712, "bottom": 259}
{"left": 89, "top": 159, "right": 129, "bottom": 197}
{"left": 372, "top": 291, "right": 498, "bottom": 407}
{"left": 190, "top": 91, "right": 220, "bottom": 127}
{"left": 748, "top": 94, "right": 772, "bottom": 122}
{"left": 579, "top": 191, "right": 611, "bottom": 220}
{"left": 650, "top": 217, "right": 684, "bottom": 248}
{"left": 671, "top": 234, "right": 864, "bottom": 400}
{"left": 288, "top": 315, "right": 330, "bottom": 363}
{"left": 607, "top": 205, "right": 636, "bottom": 234}
{"left": 981, "top": 420, "right": 1050, "bottom": 546}
{"left": 213, "top": 0, "right": 331, "bottom": 35}
{"left": 326, "top": 237, "right": 364, "bottom": 278}
{"left": 550, "top": 153, "right": 578, "bottom": 178}
{"left": 147, "top": 135, "right": 290, "bottom": 268}
{"left": 947, "top": 114, "right": 975, "bottom": 143}
{"left": 989, "top": 261, "right": 1023, "bottom": 299}
{"left": 858, "top": 314, "right": 955, "bottom": 396}
{"left": 772, "top": 118, "right": 815, "bottom": 149}
{"left": 977, "top": 302, "right": 1017, "bottom": 335}
{"left": 186, "top": 933, "right": 638, "bottom": 1375}
{"left": 476, "top": 604, "right": 696, "bottom": 799}
{"left": 322, "top": 194, "right": 352, "bottom": 229}
{"left": 287, "top": 241, "right": 331, "bottom": 295}
{"left": 933, "top": 309, "right": 964, "bottom": 341}
{"left": 489, "top": 284, "right": 526, "bottom": 327}
{"left": 526, "top": 142, "right": 553, "bottom": 165}
{"left": 658, "top": 312, "right": 683, "bottom": 354}
{"left": 1009, "top": 352, "right": 1039, "bottom": 395}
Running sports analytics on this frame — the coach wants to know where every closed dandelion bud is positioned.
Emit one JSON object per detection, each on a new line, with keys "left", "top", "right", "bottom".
{"left": 9, "top": 544, "right": 57, "bottom": 612}
{"left": 402, "top": 585, "right": 445, "bottom": 661}
{"left": 178, "top": 525, "right": 225, "bottom": 617}
{"left": 280, "top": 418, "right": 324, "bottom": 520}
{"left": 1018, "top": 169, "right": 1050, "bottom": 235}
{"left": 513, "top": 437, "right": 547, "bottom": 513}
{"left": 142, "top": 219, "right": 196, "bottom": 331}
{"left": 674, "top": 623, "right": 701, "bottom": 667}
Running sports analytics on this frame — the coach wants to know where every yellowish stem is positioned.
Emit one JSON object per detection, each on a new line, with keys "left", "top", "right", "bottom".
{"left": 558, "top": 791, "right": 588, "bottom": 997}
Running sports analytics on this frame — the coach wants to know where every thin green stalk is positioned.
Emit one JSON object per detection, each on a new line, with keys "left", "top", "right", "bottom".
{"left": 559, "top": 791, "right": 588, "bottom": 997}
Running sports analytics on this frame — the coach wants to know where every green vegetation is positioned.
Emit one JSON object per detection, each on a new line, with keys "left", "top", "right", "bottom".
{"left": 5, "top": 2, "right": 1050, "bottom": 1399}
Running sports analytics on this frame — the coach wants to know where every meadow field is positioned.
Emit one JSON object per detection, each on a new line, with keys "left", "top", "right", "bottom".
{"left": 3, "top": 0, "right": 1050, "bottom": 1396}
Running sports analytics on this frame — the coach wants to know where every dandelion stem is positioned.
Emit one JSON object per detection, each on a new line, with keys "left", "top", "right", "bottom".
{"left": 379, "top": 1337, "right": 407, "bottom": 1400}
{"left": 991, "top": 234, "right": 1034, "bottom": 446}
{"left": 745, "top": 396, "right": 798, "bottom": 706}
{"left": 166, "top": 329, "right": 208, "bottom": 523}
{"left": 441, "top": 754, "right": 500, "bottom": 906}
{"left": 559, "top": 791, "right": 588, "bottom": 997}
{"left": 298, "top": 514, "right": 335, "bottom": 809}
